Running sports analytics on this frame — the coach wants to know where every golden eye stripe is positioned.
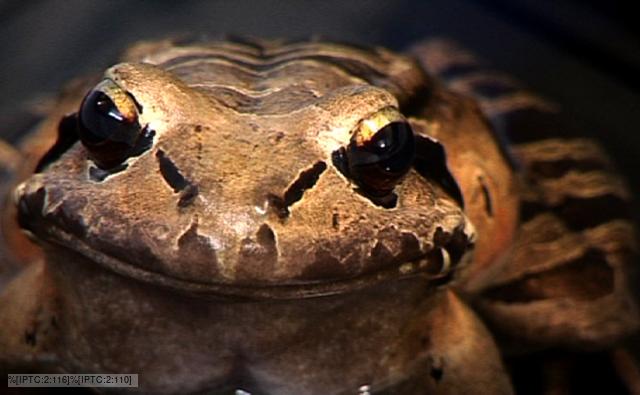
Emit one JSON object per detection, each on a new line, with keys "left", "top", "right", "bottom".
{"left": 353, "top": 107, "right": 406, "bottom": 147}
{"left": 94, "top": 79, "right": 139, "bottom": 123}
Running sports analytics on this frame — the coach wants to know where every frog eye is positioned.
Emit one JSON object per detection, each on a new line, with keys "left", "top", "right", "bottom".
{"left": 332, "top": 107, "right": 415, "bottom": 205}
{"left": 78, "top": 79, "right": 148, "bottom": 169}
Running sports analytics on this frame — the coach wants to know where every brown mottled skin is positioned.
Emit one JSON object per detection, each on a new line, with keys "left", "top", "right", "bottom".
{"left": 0, "top": 38, "right": 637, "bottom": 394}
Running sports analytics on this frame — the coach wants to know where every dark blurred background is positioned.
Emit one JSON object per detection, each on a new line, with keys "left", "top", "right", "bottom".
{"left": 0, "top": 0, "right": 638, "bottom": 193}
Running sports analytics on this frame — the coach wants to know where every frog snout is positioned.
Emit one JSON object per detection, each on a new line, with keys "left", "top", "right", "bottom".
{"left": 14, "top": 179, "right": 90, "bottom": 243}
{"left": 14, "top": 182, "right": 44, "bottom": 235}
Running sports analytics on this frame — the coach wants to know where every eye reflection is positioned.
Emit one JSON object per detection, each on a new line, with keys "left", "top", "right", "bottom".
{"left": 332, "top": 107, "right": 416, "bottom": 200}
{"left": 77, "top": 79, "right": 149, "bottom": 169}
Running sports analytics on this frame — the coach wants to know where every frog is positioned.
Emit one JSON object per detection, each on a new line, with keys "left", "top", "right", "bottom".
{"left": 0, "top": 37, "right": 638, "bottom": 395}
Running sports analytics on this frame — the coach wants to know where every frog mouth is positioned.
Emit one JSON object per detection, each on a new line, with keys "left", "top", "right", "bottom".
{"left": 35, "top": 226, "right": 469, "bottom": 300}
{"left": 16, "top": 183, "right": 474, "bottom": 300}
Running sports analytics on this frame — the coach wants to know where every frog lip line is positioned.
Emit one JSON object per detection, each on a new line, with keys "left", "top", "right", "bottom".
{"left": 25, "top": 216, "right": 462, "bottom": 300}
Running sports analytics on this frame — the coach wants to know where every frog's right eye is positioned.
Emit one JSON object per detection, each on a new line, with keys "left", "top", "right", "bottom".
{"left": 78, "top": 79, "right": 148, "bottom": 169}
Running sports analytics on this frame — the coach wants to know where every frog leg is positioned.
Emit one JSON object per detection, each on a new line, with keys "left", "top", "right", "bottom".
{"left": 246, "top": 288, "right": 514, "bottom": 395}
{"left": 354, "top": 290, "right": 515, "bottom": 394}
{"left": 0, "top": 105, "right": 60, "bottom": 370}
{"left": 410, "top": 38, "right": 639, "bottom": 350}
{"left": 417, "top": 290, "right": 514, "bottom": 395}
{"left": 0, "top": 103, "right": 52, "bottom": 277}
{"left": 0, "top": 259, "right": 60, "bottom": 370}
{"left": 0, "top": 139, "right": 23, "bottom": 284}
{"left": 410, "top": 37, "right": 640, "bottom": 391}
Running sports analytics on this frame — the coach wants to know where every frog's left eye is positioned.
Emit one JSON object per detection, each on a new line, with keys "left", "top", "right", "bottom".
{"left": 78, "top": 79, "right": 149, "bottom": 169}
{"left": 332, "top": 107, "right": 415, "bottom": 205}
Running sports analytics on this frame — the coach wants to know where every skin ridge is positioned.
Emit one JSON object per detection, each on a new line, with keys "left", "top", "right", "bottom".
{"left": 411, "top": 38, "right": 639, "bottom": 352}
{"left": 122, "top": 38, "right": 425, "bottom": 114}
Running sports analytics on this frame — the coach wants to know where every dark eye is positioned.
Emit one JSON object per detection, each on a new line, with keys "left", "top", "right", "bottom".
{"left": 78, "top": 79, "right": 147, "bottom": 169}
{"left": 332, "top": 108, "right": 415, "bottom": 200}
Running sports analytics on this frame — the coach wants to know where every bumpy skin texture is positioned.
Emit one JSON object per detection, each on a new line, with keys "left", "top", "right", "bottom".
{"left": 412, "top": 40, "right": 639, "bottom": 351}
{"left": 0, "top": 38, "right": 637, "bottom": 394}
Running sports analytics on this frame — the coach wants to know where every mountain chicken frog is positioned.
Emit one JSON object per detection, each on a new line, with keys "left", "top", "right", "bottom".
{"left": 0, "top": 38, "right": 638, "bottom": 394}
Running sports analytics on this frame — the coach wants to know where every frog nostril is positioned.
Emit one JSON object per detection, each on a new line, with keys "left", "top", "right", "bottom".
{"left": 283, "top": 161, "right": 327, "bottom": 207}
{"left": 156, "top": 149, "right": 189, "bottom": 192}
{"left": 267, "top": 161, "right": 327, "bottom": 219}
{"left": 156, "top": 149, "right": 199, "bottom": 208}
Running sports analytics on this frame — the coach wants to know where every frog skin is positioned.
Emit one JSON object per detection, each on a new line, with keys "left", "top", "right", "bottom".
{"left": 0, "top": 37, "right": 638, "bottom": 394}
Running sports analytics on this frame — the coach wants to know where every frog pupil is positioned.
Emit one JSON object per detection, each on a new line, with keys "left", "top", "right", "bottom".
{"left": 77, "top": 85, "right": 145, "bottom": 170}
{"left": 355, "top": 122, "right": 414, "bottom": 178}
{"left": 334, "top": 121, "right": 415, "bottom": 198}
{"left": 79, "top": 91, "right": 136, "bottom": 146}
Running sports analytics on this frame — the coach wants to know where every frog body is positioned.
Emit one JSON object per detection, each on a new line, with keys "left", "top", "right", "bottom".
{"left": 0, "top": 38, "right": 637, "bottom": 394}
